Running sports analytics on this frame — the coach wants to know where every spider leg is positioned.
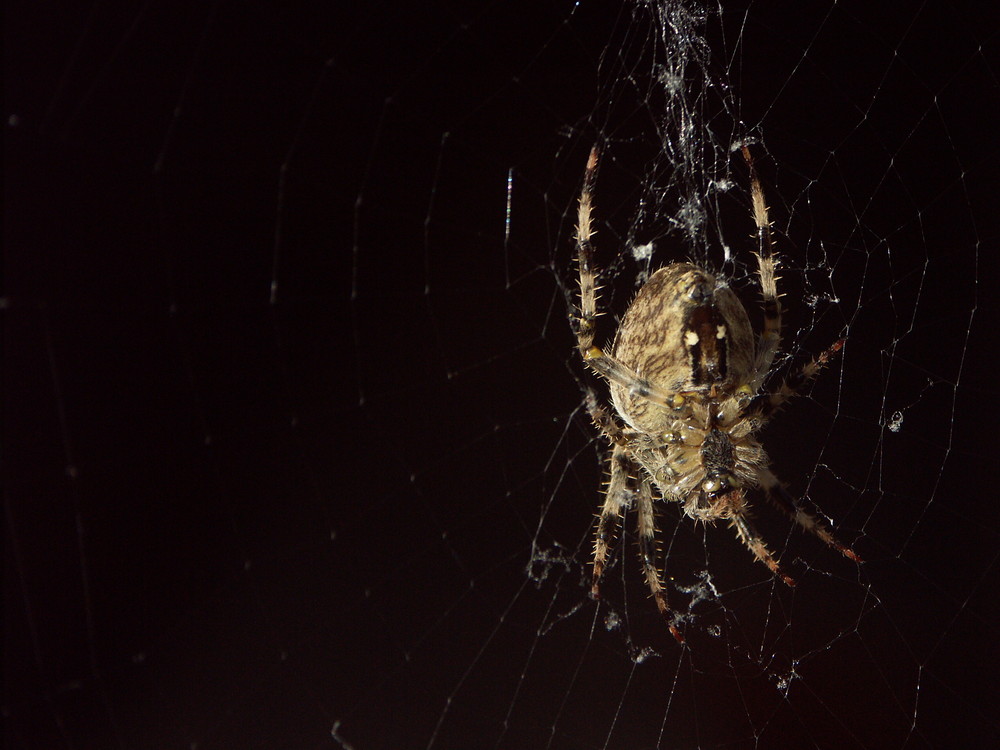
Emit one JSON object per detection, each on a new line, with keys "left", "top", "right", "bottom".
{"left": 742, "top": 145, "right": 782, "bottom": 391}
{"left": 575, "top": 147, "right": 686, "bottom": 413}
{"left": 575, "top": 146, "right": 601, "bottom": 355}
{"left": 591, "top": 444, "right": 630, "bottom": 600}
{"left": 583, "top": 391, "right": 632, "bottom": 592}
{"left": 635, "top": 475, "right": 684, "bottom": 643}
{"left": 583, "top": 348, "right": 686, "bottom": 411}
{"left": 584, "top": 388, "right": 633, "bottom": 448}
{"left": 752, "top": 338, "right": 845, "bottom": 421}
{"left": 729, "top": 492, "right": 796, "bottom": 588}
{"left": 584, "top": 392, "right": 683, "bottom": 643}
{"left": 759, "top": 468, "right": 862, "bottom": 562}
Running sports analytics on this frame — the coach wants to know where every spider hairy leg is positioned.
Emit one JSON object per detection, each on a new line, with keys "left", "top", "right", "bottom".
{"left": 575, "top": 146, "right": 600, "bottom": 354}
{"left": 583, "top": 347, "right": 686, "bottom": 411}
{"left": 635, "top": 478, "right": 684, "bottom": 643}
{"left": 583, "top": 399, "right": 684, "bottom": 642}
{"left": 759, "top": 468, "right": 862, "bottom": 563}
{"left": 730, "top": 499, "right": 797, "bottom": 588}
{"left": 583, "top": 388, "right": 632, "bottom": 448}
{"left": 755, "top": 338, "right": 846, "bottom": 420}
{"left": 574, "top": 146, "right": 687, "bottom": 414}
{"left": 591, "top": 445, "right": 630, "bottom": 600}
{"left": 742, "top": 144, "right": 783, "bottom": 388}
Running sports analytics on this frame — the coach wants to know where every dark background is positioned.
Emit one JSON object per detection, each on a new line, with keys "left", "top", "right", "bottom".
{"left": 5, "top": 1, "right": 998, "bottom": 748}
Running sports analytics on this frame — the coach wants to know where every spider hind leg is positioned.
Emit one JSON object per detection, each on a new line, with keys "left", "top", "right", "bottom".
{"left": 759, "top": 468, "right": 862, "bottom": 563}
{"left": 635, "top": 477, "right": 684, "bottom": 643}
{"left": 591, "top": 444, "right": 630, "bottom": 599}
{"left": 729, "top": 497, "right": 797, "bottom": 588}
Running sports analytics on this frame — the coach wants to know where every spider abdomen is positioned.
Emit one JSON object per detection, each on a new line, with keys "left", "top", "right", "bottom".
{"left": 611, "top": 263, "right": 755, "bottom": 433}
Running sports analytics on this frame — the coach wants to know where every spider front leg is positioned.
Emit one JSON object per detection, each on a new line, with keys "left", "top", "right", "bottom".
{"left": 583, "top": 349, "right": 687, "bottom": 411}
{"left": 575, "top": 146, "right": 601, "bottom": 355}
{"left": 742, "top": 144, "right": 783, "bottom": 392}
{"left": 575, "top": 146, "right": 686, "bottom": 413}
{"left": 758, "top": 467, "right": 862, "bottom": 563}
{"left": 740, "top": 146, "right": 846, "bottom": 411}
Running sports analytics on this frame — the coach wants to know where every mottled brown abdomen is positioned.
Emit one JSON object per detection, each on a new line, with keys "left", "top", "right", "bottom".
{"left": 611, "top": 263, "right": 754, "bottom": 431}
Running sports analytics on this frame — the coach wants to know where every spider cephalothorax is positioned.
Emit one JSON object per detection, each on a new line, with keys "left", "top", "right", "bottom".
{"left": 574, "top": 145, "right": 860, "bottom": 643}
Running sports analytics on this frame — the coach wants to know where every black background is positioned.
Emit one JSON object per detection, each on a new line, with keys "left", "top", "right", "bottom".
{"left": 6, "top": 1, "right": 998, "bottom": 748}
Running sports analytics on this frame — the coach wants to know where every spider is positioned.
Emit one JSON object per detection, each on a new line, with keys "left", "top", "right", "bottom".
{"left": 574, "top": 144, "right": 860, "bottom": 643}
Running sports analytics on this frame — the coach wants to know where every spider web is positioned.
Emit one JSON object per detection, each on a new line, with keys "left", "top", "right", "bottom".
{"left": 5, "top": 1, "right": 997, "bottom": 748}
